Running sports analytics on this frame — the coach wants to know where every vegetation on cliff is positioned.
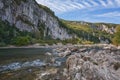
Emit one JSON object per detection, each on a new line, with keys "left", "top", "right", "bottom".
{"left": 59, "top": 20, "right": 114, "bottom": 43}
{"left": 0, "top": 19, "right": 33, "bottom": 46}
{"left": 0, "top": 18, "right": 119, "bottom": 46}
{"left": 112, "top": 25, "right": 120, "bottom": 46}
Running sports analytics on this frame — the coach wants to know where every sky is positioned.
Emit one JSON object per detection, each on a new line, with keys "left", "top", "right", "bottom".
{"left": 36, "top": 0, "right": 120, "bottom": 24}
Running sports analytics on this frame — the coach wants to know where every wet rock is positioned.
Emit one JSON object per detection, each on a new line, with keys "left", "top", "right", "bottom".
{"left": 117, "top": 46, "right": 120, "bottom": 49}
{"left": 79, "top": 48, "right": 87, "bottom": 52}
{"left": 53, "top": 61, "right": 62, "bottom": 67}
{"left": 2, "top": 62, "right": 21, "bottom": 71}
{"left": 0, "top": 59, "right": 47, "bottom": 72}
{"left": 31, "top": 59, "right": 46, "bottom": 67}
{"left": 58, "top": 48, "right": 71, "bottom": 57}
{"left": 71, "top": 48, "right": 78, "bottom": 52}
{"left": 45, "top": 52, "right": 52, "bottom": 56}
{"left": 8, "top": 63, "right": 21, "bottom": 70}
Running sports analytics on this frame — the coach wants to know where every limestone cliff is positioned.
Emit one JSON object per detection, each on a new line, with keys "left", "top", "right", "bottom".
{"left": 0, "top": 0, "right": 73, "bottom": 40}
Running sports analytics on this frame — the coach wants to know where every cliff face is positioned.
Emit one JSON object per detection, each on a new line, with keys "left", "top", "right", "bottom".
{"left": 0, "top": 0, "right": 73, "bottom": 40}
{"left": 90, "top": 24, "right": 116, "bottom": 34}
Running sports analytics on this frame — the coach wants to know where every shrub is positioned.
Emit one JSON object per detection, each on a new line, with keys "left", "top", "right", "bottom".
{"left": 0, "top": 42, "right": 6, "bottom": 47}
{"left": 112, "top": 25, "right": 120, "bottom": 46}
{"left": 12, "top": 36, "right": 30, "bottom": 46}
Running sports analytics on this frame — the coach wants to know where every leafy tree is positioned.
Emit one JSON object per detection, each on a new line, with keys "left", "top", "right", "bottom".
{"left": 112, "top": 25, "right": 120, "bottom": 46}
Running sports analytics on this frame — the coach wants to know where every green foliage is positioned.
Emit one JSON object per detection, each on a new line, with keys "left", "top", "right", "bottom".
{"left": 12, "top": 36, "right": 30, "bottom": 46}
{"left": 0, "top": 42, "right": 6, "bottom": 47}
{"left": 36, "top": 39, "right": 58, "bottom": 45}
{"left": 37, "top": 22, "right": 45, "bottom": 39}
{"left": 35, "top": 38, "right": 82, "bottom": 45}
{"left": 112, "top": 25, "right": 120, "bottom": 46}
{"left": 0, "top": 19, "right": 33, "bottom": 46}
{"left": 0, "top": 20, "right": 15, "bottom": 44}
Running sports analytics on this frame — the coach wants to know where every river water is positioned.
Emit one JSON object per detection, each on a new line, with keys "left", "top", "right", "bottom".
{"left": 0, "top": 48, "right": 52, "bottom": 64}
{"left": 0, "top": 48, "right": 64, "bottom": 80}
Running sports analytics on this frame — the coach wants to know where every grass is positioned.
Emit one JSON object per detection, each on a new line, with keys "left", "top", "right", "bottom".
{"left": 62, "top": 20, "right": 92, "bottom": 33}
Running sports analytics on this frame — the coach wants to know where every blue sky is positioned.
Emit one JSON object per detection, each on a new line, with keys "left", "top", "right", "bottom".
{"left": 36, "top": 0, "right": 120, "bottom": 24}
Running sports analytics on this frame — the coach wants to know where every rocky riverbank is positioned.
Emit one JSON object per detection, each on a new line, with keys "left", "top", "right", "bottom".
{"left": 0, "top": 44, "right": 120, "bottom": 80}
{"left": 51, "top": 44, "right": 120, "bottom": 80}
{"left": 1, "top": 43, "right": 120, "bottom": 49}
{"left": 36, "top": 44, "right": 120, "bottom": 80}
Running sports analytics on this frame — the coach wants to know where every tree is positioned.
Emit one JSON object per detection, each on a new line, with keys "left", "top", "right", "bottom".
{"left": 112, "top": 25, "right": 120, "bottom": 46}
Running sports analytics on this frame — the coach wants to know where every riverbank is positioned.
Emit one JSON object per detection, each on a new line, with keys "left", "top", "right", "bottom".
{"left": 0, "top": 43, "right": 64, "bottom": 49}
{"left": 0, "top": 43, "right": 120, "bottom": 80}
{"left": 0, "top": 43, "right": 120, "bottom": 49}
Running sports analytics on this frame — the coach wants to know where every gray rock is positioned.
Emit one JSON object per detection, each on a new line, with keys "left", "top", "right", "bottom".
{"left": 0, "top": 0, "right": 75, "bottom": 40}
{"left": 65, "top": 45, "right": 120, "bottom": 80}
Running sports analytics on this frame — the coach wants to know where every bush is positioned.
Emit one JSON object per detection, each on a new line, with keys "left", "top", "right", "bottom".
{"left": 0, "top": 42, "right": 6, "bottom": 47}
{"left": 37, "top": 39, "right": 60, "bottom": 45}
{"left": 112, "top": 25, "right": 120, "bottom": 46}
{"left": 12, "top": 36, "right": 30, "bottom": 46}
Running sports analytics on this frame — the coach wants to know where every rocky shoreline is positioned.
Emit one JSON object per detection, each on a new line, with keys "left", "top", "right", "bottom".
{"left": 0, "top": 43, "right": 120, "bottom": 49}
{"left": 0, "top": 44, "right": 120, "bottom": 80}
{"left": 37, "top": 44, "right": 120, "bottom": 80}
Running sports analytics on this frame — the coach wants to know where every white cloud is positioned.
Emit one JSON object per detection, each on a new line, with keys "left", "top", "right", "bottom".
{"left": 99, "top": 0, "right": 107, "bottom": 7}
{"left": 81, "top": 1, "right": 92, "bottom": 7}
{"left": 107, "top": 0, "right": 113, "bottom": 5}
{"left": 88, "top": 0, "right": 99, "bottom": 6}
{"left": 95, "top": 11, "right": 120, "bottom": 17}
{"left": 36, "top": 0, "right": 120, "bottom": 14}
{"left": 115, "top": 0, "right": 120, "bottom": 6}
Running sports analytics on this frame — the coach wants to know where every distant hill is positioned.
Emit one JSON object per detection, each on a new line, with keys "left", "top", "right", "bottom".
{"left": 60, "top": 20, "right": 118, "bottom": 43}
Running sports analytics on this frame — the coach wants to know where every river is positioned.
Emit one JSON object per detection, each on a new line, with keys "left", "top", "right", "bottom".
{"left": 0, "top": 48, "right": 63, "bottom": 80}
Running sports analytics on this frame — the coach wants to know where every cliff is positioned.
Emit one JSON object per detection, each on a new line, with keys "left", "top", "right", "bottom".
{"left": 0, "top": 0, "right": 73, "bottom": 40}
{"left": 0, "top": 0, "right": 119, "bottom": 46}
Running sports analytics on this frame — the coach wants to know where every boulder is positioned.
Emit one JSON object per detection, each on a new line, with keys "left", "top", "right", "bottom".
{"left": 58, "top": 48, "right": 71, "bottom": 57}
